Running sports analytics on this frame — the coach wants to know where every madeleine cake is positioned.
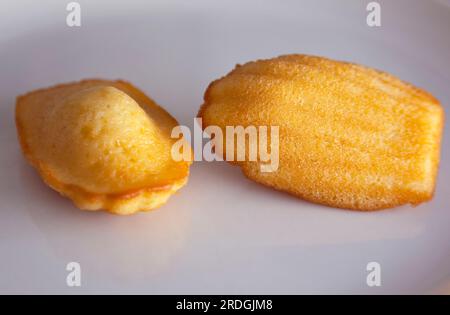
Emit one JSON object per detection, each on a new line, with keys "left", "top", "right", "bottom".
{"left": 198, "top": 54, "right": 444, "bottom": 210}
{"left": 16, "top": 79, "right": 192, "bottom": 215}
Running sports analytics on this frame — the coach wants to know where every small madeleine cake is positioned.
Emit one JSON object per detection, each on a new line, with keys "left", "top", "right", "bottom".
{"left": 198, "top": 54, "right": 444, "bottom": 210}
{"left": 16, "top": 79, "right": 191, "bottom": 215}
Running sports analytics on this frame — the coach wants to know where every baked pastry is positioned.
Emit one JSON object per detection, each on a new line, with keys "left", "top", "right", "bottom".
{"left": 198, "top": 54, "right": 444, "bottom": 210}
{"left": 16, "top": 79, "right": 192, "bottom": 215}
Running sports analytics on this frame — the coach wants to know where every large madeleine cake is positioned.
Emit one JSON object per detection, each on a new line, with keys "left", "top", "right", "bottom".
{"left": 198, "top": 54, "right": 444, "bottom": 210}
{"left": 16, "top": 79, "right": 191, "bottom": 215}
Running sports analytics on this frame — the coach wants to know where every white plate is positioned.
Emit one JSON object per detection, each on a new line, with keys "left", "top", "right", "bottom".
{"left": 0, "top": 0, "right": 449, "bottom": 294}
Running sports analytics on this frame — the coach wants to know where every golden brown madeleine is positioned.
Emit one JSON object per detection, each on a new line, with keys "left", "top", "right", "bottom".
{"left": 16, "top": 79, "right": 192, "bottom": 215}
{"left": 198, "top": 55, "right": 444, "bottom": 210}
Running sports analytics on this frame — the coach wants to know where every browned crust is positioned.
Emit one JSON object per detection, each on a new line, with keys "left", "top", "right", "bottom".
{"left": 240, "top": 168, "right": 431, "bottom": 211}
{"left": 197, "top": 54, "right": 444, "bottom": 211}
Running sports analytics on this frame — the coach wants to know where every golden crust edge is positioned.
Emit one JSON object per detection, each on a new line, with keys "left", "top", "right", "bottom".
{"left": 230, "top": 54, "right": 442, "bottom": 105}
{"left": 240, "top": 166, "right": 434, "bottom": 211}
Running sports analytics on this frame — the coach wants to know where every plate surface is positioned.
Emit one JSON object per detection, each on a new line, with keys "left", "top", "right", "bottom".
{"left": 0, "top": 0, "right": 449, "bottom": 294}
